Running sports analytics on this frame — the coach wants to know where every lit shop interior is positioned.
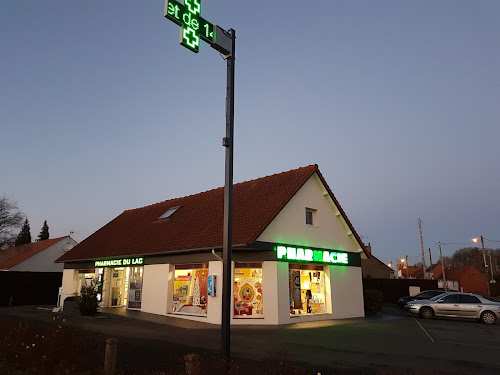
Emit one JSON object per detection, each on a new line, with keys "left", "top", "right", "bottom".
{"left": 289, "top": 265, "right": 326, "bottom": 315}
{"left": 77, "top": 266, "right": 144, "bottom": 310}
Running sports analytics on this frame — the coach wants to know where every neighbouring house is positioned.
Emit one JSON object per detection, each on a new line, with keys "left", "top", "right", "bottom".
{"left": 361, "top": 243, "right": 392, "bottom": 279}
{"left": 57, "top": 165, "right": 369, "bottom": 325}
{"left": 0, "top": 236, "right": 77, "bottom": 272}
{"left": 432, "top": 264, "right": 488, "bottom": 294}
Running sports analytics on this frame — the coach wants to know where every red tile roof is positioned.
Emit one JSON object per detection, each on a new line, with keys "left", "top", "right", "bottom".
{"left": 58, "top": 165, "right": 366, "bottom": 262}
{"left": 0, "top": 237, "right": 66, "bottom": 270}
{"left": 433, "top": 265, "right": 488, "bottom": 294}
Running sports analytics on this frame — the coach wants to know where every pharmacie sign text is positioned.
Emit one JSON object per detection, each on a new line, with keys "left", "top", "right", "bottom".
{"left": 276, "top": 246, "right": 349, "bottom": 265}
{"left": 95, "top": 257, "right": 144, "bottom": 268}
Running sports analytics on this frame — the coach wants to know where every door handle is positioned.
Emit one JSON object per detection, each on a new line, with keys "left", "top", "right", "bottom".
{"left": 453, "top": 304, "right": 459, "bottom": 307}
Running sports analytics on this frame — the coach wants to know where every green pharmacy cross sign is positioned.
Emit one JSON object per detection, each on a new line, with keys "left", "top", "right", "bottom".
{"left": 164, "top": 0, "right": 216, "bottom": 53}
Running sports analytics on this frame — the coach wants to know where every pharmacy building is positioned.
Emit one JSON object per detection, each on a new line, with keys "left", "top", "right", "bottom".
{"left": 58, "top": 165, "right": 368, "bottom": 325}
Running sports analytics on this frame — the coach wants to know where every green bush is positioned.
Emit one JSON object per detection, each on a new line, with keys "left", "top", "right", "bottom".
{"left": 363, "top": 289, "right": 383, "bottom": 315}
{"left": 77, "top": 278, "right": 98, "bottom": 316}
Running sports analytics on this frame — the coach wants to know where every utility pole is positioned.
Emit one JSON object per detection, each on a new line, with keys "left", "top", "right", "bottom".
{"left": 428, "top": 248, "right": 433, "bottom": 267}
{"left": 406, "top": 255, "right": 409, "bottom": 278}
{"left": 479, "top": 235, "right": 491, "bottom": 296}
{"left": 438, "top": 242, "right": 447, "bottom": 291}
{"left": 418, "top": 219, "right": 427, "bottom": 279}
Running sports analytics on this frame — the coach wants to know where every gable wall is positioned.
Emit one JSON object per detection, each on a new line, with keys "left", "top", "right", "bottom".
{"left": 11, "top": 237, "right": 77, "bottom": 272}
{"left": 257, "top": 174, "right": 362, "bottom": 253}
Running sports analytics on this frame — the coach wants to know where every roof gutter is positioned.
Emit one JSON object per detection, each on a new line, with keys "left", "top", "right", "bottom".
{"left": 57, "top": 243, "right": 249, "bottom": 264}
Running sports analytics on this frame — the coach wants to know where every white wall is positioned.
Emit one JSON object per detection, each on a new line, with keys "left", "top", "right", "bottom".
{"left": 141, "top": 264, "right": 171, "bottom": 315}
{"left": 61, "top": 268, "right": 78, "bottom": 307}
{"left": 11, "top": 237, "right": 78, "bottom": 272}
{"left": 329, "top": 265, "right": 364, "bottom": 319}
{"left": 257, "top": 174, "right": 362, "bottom": 253}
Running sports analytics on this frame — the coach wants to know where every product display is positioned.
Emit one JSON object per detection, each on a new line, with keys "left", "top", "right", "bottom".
{"left": 172, "top": 268, "right": 208, "bottom": 314}
{"left": 289, "top": 268, "right": 326, "bottom": 315}
{"left": 234, "top": 267, "right": 263, "bottom": 318}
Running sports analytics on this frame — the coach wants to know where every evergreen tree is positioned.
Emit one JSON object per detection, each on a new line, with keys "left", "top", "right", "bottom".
{"left": 37, "top": 220, "right": 49, "bottom": 241}
{"left": 15, "top": 218, "right": 31, "bottom": 246}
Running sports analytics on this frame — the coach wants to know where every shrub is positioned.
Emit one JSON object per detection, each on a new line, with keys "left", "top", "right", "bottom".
{"left": 363, "top": 289, "right": 383, "bottom": 315}
{"left": 77, "top": 278, "right": 98, "bottom": 316}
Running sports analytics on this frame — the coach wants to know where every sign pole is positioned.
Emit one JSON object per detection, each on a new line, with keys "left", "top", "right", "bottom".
{"left": 221, "top": 28, "right": 235, "bottom": 360}
{"left": 164, "top": 0, "right": 235, "bottom": 360}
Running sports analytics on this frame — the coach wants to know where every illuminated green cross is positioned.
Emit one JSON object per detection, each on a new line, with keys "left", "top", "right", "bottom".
{"left": 164, "top": 0, "right": 215, "bottom": 53}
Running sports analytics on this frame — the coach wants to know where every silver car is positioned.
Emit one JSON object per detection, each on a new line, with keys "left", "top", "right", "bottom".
{"left": 405, "top": 292, "right": 500, "bottom": 324}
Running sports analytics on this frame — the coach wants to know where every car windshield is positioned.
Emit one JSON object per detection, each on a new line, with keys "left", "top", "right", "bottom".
{"left": 429, "top": 293, "right": 446, "bottom": 301}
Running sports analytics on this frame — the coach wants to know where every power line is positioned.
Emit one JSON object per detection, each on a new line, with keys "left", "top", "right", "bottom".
{"left": 485, "top": 238, "right": 500, "bottom": 243}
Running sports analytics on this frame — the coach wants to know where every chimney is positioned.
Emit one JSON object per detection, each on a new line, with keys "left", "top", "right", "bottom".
{"left": 365, "top": 242, "right": 372, "bottom": 256}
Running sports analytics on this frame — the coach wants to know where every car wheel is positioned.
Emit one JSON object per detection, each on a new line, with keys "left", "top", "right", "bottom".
{"left": 480, "top": 311, "right": 497, "bottom": 325}
{"left": 419, "top": 307, "right": 434, "bottom": 319}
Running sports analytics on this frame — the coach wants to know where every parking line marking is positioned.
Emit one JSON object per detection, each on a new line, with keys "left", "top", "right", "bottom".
{"left": 413, "top": 317, "right": 435, "bottom": 343}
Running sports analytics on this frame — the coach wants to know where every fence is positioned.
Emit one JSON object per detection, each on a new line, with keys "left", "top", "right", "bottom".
{"left": 363, "top": 278, "right": 439, "bottom": 303}
{"left": 0, "top": 271, "right": 62, "bottom": 307}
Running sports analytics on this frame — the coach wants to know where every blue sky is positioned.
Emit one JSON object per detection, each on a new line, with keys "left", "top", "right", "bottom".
{"left": 1, "top": 0, "right": 499, "bottom": 265}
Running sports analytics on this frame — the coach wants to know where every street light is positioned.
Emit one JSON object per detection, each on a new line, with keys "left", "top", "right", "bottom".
{"left": 472, "top": 236, "right": 491, "bottom": 296}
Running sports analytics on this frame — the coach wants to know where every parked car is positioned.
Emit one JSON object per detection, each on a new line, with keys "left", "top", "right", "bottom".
{"left": 397, "top": 290, "right": 445, "bottom": 308}
{"left": 405, "top": 292, "right": 500, "bottom": 324}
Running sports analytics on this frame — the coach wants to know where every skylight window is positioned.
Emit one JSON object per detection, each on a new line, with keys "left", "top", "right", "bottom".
{"left": 157, "top": 206, "right": 180, "bottom": 220}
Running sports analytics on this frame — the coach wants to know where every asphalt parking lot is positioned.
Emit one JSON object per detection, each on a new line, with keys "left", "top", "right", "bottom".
{"left": 2, "top": 305, "right": 500, "bottom": 374}
{"left": 414, "top": 314, "right": 500, "bottom": 348}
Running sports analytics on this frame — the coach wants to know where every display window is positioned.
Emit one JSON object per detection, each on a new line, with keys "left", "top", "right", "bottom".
{"left": 234, "top": 263, "right": 263, "bottom": 318}
{"left": 289, "top": 265, "right": 326, "bottom": 315}
{"left": 77, "top": 269, "right": 95, "bottom": 295}
{"left": 172, "top": 264, "right": 208, "bottom": 315}
{"left": 127, "top": 266, "right": 143, "bottom": 309}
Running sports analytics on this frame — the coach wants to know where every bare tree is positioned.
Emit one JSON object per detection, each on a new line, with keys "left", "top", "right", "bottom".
{"left": 0, "top": 196, "right": 24, "bottom": 249}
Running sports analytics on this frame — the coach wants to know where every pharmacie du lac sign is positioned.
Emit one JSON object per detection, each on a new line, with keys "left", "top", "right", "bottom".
{"left": 95, "top": 257, "right": 144, "bottom": 268}
{"left": 276, "top": 245, "right": 353, "bottom": 266}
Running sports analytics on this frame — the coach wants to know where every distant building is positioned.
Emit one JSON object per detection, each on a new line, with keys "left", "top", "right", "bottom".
{"left": 0, "top": 236, "right": 77, "bottom": 272}
{"left": 361, "top": 243, "right": 393, "bottom": 279}
{"left": 432, "top": 265, "right": 488, "bottom": 294}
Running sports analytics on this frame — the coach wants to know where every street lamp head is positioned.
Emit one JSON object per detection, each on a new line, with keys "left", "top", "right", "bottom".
{"left": 472, "top": 238, "right": 479, "bottom": 243}
{"left": 401, "top": 258, "right": 405, "bottom": 263}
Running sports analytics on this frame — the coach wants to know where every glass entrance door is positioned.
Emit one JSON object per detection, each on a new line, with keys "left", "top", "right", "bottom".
{"left": 109, "top": 268, "right": 125, "bottom": 307}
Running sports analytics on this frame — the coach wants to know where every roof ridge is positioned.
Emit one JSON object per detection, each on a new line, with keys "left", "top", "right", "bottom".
{"left": 123, "top": 165, "right": 318, "bottom": 213}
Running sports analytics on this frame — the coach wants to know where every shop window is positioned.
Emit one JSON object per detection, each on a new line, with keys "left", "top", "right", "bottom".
{"left": 234, "top": 264, "right": 263, "bottom": 318}
{"left": 172, "top": 265, "right": 208, "bottom": 315}
{"left": 289, "top": 265, "right": 326, "bottom": 315}
{"left": 127, "top": 266, "right": 143, "bottom": 309}
{"left": 306, "top": 208, "right": 317, "bottom": 226}
{"left": 77, "top": 270, "right": 95, "bottom": 295}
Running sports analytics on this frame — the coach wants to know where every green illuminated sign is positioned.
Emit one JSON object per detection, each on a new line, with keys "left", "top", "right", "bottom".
{"left": 276, "top": 246, "right": 349, "bottom": 265}
{"left": 94, "top": 257, "right": 144, "bottom": 268}
{"left": 164, "top": 0, "right": 215, "bottom": 53}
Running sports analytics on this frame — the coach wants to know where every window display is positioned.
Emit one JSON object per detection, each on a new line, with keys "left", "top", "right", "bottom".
{"left": 172, "top": 266, "right": 208, "bottom": 315}
{"left": 127, "top": 266, "right": 143, "bottom": 309}
{"left": 77, "top": 270, "right": 95, "bottom": 295}
{"left": 289, "top": 266, "right": 326, "bottom": 315}
{"left": 234, "top": 265, "right": 263, "bottom": 318}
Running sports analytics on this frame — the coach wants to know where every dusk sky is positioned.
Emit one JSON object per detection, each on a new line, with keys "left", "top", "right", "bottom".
{"left": 1, "top": 0, "right": 499, "bottom": 266}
